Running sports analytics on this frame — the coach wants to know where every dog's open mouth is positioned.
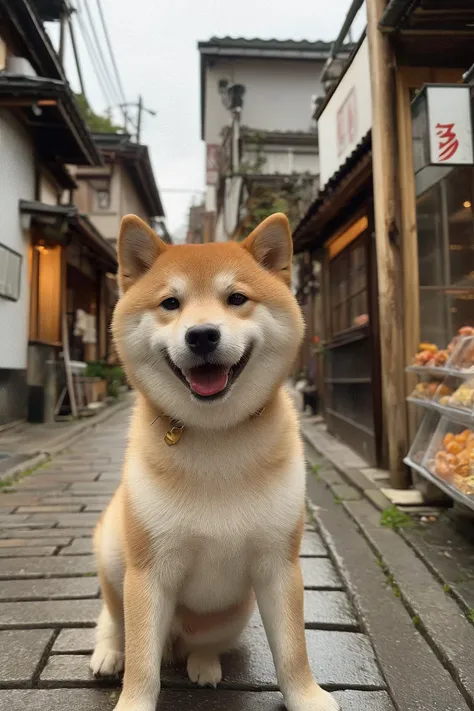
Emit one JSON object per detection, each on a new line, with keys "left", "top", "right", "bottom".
{"left": 165, "top": 346, "right": 253, "bottom": 400}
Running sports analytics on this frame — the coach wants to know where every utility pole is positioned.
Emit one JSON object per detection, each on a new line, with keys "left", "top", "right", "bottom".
{"left": 366, "top": 0, "right": 408, "bottom": 486}
{"left": 58, "top": 0, "right": 68, "bottom": 66}
{"left": 136, "top": 95, "right": 143, "bottom": 144}
{"left": 119, "top": 96, "right": 156, "bottom": 143}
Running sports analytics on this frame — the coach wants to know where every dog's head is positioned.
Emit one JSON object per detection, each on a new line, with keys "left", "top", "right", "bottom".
{"left": 112, "top": 213, "right": 304, "bottom": 429}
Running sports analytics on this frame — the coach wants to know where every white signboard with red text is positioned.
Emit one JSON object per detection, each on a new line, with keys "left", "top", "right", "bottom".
{"left": 426, "top": 85, "right": 473, "bottom": 166}
{"left": 318, "top": 38, "right": 372, "bottom": 188}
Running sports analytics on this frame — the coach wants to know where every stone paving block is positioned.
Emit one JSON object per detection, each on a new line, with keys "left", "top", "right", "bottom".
{"left": 53, "top": 627, "right": 96, "bottom": 653}
{"left": 1, "top": 528, "right": 93, "bottom": 539}
{"left": 300, "top": 530, "right": 327, "bottom": 557}
{"left": 0, "top": 576, "right": 99, "bottom": 601}
{"left": 300, "top": 558, "right": 343, "bottom": 589}
{"left": 69, "top": 483, "right": 118, "bottom": 496}
{"left": 0, "top": 521, "right": 56, "bottom": 530}
{"left": 15, "top": 505, "right": 82, "bottom": 514}
{"left": 0, "top": 554, "right": 96, "bottom": 579}
{"left": 0, "top": 629, "right": 54, "bottom": 688}
{"left": 40, "top": 655, "right": 95, "bottom": 685}
{"left": 59, "top": 538, "right": 94, "bottom": 555}
{"left": 0, "top": 598, "right": 101, "bottom": 628}
{"left": 0, "top": 515, "right": 29, "bottom": 525}
{"left": 40, "top": 496, "right": 111, "bottom": 507}
{"left": 304, "top": 591, "right": 359, "bottom": 630}
{"left": 0, "top": 506, "right": 15, "bottom": 514}
{"left": 21, "top": 513, "right": 100, "bottom": 528}
{"left": 0, "top": 546, "right": 57, "bottom": 557}
{"left": 84, "top": 502, "right": 108, "bottom": 513}
{"left": 331, "top": 484, "right": 362, "bottom": 502}
{"left": 163, "top": 626, "right": 384, "bottom": 690}
{"left": 0, "top": 537, "right": 72, "bottom": 548}
{"left": 334, "top": 691, "right": 395, "bottom": 710}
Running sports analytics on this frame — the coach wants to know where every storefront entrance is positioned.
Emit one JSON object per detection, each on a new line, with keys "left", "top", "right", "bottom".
{"left": 323, "top": 214, "right": 382, "bottom": 466}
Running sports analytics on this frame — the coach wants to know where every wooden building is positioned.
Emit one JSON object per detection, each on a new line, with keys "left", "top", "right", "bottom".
{"left": 293, "top": 0, "right": 474, "bottom": 487}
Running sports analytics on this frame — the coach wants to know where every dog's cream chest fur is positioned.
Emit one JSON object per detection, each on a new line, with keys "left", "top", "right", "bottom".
{"left": 125, "top": 444, "right": 306, "bottom": 613}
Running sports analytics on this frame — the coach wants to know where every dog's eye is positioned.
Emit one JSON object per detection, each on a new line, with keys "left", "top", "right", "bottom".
{"left": 228, "top": 292, "right": 248, "bottom": 306}
{"left": 161, "top": 297, "right": 180, "bottom": 311}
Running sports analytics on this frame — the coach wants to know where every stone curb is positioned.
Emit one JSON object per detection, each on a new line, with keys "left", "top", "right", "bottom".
{"left": 305, "top": 476, "right": 472, "bottom": 711}
{"left": 0, "top": 396, "right": 132, "bottom": 483}
{"left": 300, "top": 421, "right": 392, "bottom": 512}
{"left": 305, "top": 439, "right": 474, "bottom": 709}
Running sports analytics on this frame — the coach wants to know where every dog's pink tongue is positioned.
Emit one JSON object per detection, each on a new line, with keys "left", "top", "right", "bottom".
{"left": 189, "top": 366, "right": 229, "bottom": 397}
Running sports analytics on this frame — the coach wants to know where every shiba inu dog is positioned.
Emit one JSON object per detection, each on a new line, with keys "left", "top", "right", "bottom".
{"left": 91, "top": 212, "right": 340, "bottom": 711}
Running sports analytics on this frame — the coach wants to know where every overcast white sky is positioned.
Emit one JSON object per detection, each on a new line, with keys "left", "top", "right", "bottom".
{"left": 49, "top": 0, "right": 361, "bottom": 238}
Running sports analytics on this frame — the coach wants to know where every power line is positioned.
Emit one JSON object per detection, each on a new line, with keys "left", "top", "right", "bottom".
{"left": 73, "top": 0, "right": 115, "bottom": 108}
{"left": 95, "top": 0, "right": 128, "bottom": 110}
{"left": 82, "top": 0, "right": 121, "bottom": 106}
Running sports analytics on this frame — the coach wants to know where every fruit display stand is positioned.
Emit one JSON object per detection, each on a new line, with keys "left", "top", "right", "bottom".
{"left": 404, "top": 334, "right": 474, "bottom": 511}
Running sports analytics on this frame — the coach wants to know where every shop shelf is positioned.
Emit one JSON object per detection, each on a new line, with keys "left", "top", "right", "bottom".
{"left": 406, "top": 335, "right": 474, "bottom": 380}
{"left": 404, "top": 455, "right": 474, "bottom": 513}
{"left": 406, "top": 410, "right": 440, "bottom": 467}
{"left": 421, "top": 417, "right": 474, "bottom": 501}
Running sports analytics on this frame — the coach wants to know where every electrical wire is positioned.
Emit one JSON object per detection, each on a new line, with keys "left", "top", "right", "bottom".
{"left": 73, "top": 0, "right": 116, "bottom": 109}
{"left": 82, "top": 0, "right": 122, "bottom": 107}
{"left": 95, "top": 0, "right": 129, "bottom": 126}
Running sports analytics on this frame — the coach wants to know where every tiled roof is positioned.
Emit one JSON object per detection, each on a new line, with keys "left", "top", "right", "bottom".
{"left": 198, "top": 37, "right": 334, "bottom": 52}
{"left": 292, "top": 132, "right": 372, "bottom": 251}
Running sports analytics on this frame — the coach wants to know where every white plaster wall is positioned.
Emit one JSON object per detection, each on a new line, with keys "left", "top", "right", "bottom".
{"left": 0, "top": 110, "right": 35, "bottom": 370}
{"left": 204, "top": 58, "right": 324, "bottom": 145}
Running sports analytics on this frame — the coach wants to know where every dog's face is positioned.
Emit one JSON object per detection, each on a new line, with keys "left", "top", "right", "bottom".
{"left": 112, "top": 213, "right": 304, "bottom": 429}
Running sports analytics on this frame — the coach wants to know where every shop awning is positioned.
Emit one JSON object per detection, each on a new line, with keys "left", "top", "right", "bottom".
{"left": 0, "top": 75, "right": 102, "bottom": 166}
{"left": 379, "top": 0, "right": 474, "bottom": 67}
{"left": 292, "top": 132, "right": 372, "bottom": 254}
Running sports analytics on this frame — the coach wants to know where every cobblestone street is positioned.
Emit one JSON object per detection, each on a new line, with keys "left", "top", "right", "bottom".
{"left": 0, "top": 404, "right": 471, "bottom": 711}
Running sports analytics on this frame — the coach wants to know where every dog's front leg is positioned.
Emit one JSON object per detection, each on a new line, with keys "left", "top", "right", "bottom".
{"left": 253, "top": 557, "right": 340, "bottom": 711}
{"left": 113, "top": 566, "right": 175, "bottom": 711}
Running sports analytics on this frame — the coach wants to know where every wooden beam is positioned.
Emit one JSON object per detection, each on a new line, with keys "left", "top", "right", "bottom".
{"left": 366, "top": 0, "right": 408, "bottom": 487}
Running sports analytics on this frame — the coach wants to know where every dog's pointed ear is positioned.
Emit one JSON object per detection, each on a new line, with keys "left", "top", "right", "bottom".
{"left": 118, "top": 215, "right": 167, "bottom": 292}
{"left": 241, "top": 213, "right": 293, "bottom": 284}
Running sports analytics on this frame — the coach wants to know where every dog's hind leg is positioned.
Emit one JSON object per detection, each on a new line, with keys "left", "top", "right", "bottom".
{"left": 90, "top": 496, "right": 125, "bottom": 677}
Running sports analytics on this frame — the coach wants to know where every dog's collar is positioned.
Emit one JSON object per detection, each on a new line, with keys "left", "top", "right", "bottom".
{"left": 151, "top": 408, "right": 265, "bottom": 446}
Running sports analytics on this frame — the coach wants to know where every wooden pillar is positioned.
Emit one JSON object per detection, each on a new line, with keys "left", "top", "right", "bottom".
{"left": 366, "top": 0, "right": 408, "bottom": 486}
{"left": 396, "top": 71, "right": 420, "bottom": 443}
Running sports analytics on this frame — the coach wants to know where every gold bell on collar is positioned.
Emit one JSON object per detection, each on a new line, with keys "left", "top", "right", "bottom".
{"left": 164, "top": 421, "right": 184, "bottom": 446}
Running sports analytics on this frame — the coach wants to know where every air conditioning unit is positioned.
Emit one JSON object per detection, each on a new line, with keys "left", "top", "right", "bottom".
{"left": 5, "top": 56, "right": 36, "bottom": 77}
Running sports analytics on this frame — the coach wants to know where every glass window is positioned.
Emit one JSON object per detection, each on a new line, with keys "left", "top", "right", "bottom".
{"left": 416, "top": 166, "right": 474, "bottom": 346}
{"left": 329, "top": 235, "right": 369, "bottom": 337}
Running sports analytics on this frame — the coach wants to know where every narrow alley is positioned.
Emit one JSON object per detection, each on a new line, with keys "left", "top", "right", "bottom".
{"left": 0, "top": 403, "right": 472, "bottom": 711}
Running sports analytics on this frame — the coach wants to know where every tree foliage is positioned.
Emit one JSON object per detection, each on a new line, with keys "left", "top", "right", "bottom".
{"left": 75, "top": 93, "right": 123, "bottom": 134}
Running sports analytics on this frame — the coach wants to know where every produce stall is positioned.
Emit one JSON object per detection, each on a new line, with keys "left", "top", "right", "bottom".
{"left": 405, "top": 328, "right": 474, "bottom": 509}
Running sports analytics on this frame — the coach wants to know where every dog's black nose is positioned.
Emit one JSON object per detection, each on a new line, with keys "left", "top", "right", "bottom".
{"left": 185, "top": 325, "right": 221, "bottom": 356}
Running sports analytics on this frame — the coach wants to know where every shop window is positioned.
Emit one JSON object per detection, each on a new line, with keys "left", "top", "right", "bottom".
{"left": 29, "top": 245, "right": 61, "bottom": 344}
{"left": 330, "top": 236, "right": 369, "bottom": 336}
{"left": 417, "top": 166, "right": 474, "bottom": 345}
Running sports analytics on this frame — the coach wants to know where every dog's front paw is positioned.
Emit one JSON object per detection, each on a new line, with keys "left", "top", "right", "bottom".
{"left": 286, "top": 686, "right": 340, "bottom": 711}
{"left": 90, "top": 642, "right": 124, "bottom": 677}
{"left": 187, "top": 651, "right": 222, "bottom": 688}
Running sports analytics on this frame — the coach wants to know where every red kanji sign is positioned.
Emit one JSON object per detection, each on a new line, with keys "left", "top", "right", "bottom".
{"left": 436, "top": 123, "right": 459, "bottom": 162}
